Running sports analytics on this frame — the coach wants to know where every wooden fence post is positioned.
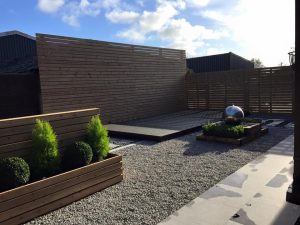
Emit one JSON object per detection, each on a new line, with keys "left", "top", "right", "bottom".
{"left": 206, "top": 73, "right": 210, "bottom": 110}
{"left": 270, "top": 68, "right": 273, "bottom": 114}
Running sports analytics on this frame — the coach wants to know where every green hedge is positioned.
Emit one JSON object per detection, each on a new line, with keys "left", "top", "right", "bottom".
{"left": 30, "top": 119, "right": 61, "bottom": 178}
{"left": 0, "top": 157, "right": 30, "bottom": 191}
{"left": 86, "top": 115, "right": 110, "bottom": 161}
{"left": 62, "top": 141, "right": 93, "bottom": 170}
{"left": 202, "top": 123, "right": 245, "bottom": 139}
{"left": 241, "top": 118, "right": 262, "bottom": 124}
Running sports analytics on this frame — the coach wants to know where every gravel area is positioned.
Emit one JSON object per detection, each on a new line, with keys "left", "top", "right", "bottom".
{"left": 26, "top": 127, "right": 293, "bottom": 225}
{"left": 110, "top": 136, "right": 139, "bottom": 147}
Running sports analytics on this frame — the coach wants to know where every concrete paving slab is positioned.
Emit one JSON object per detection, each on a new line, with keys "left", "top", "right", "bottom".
{"left": 225, "top": 220, "right": 243, "bottom": 225}
{"left": 159, "top": 198, "right": 238, "bottom": 225}
{"left": 285, "top": 122, "right": 295, "bottom": 128}
{"left": 157, "top": 134, "right": 300, "bottom": 225}
{"left": 267, "top": 119, "right": 285, "bottom": 127}
{"left": 106, "top": 124, "right": 179, "bottom": 141}
{"left": 107, "top": 110, "right": 222, "bottom": 141}
{"left": 230, "top": 199, "right": 300, "bottom": 225}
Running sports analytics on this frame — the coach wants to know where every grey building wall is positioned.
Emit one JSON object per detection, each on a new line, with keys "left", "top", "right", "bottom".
{"left": 0, "top": 32, "right": 36, "bottom": 63}
{"left": 187, "top": 52, "right": 254, "bottom": 73}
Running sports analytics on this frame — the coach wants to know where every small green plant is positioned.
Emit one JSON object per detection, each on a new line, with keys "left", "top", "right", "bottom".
{"left": 30, "top": 119, "right": 61, "bottom": 177}
{"left": 86, "top": 115, "right": 110, "bottom": 161}
{"left": 203, "top": 123, "right": 245, "bottom": 139}
{"left": 0, "top": 157, "right": 30, "bottom": 191}
{"left": 241, "top": 118, "right": 262, "bottom": 124}
{"left": 62, "top": 141, "right": 93, "bottom": 170}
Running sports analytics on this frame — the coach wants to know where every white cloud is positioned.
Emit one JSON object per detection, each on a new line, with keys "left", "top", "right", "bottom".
{"left": 37, "top": 0, "right": 65, "bottom": 13}
{"left": 116, "top": 2, "right": 180, "bottom": 41}
{"left": 62, "top": 14, "right": 79, "bottom": 27}
{"left": 37, "top": 0, "right": 120, "bottom": 27}
{"left": 118, "top": 29, "right": 146, "bottom": 41}
{"left": 114, "top": 0, "right": 227, "bottom": 56}
{"left": 60, "top": 0, "right": 102, "bottom": 27}
{"left": 202, "top": 0, "right": 295, "bottom": 66}
{"left": 106, "top": 10, "right": 140, "bottom": 23}
{"left": 102, "top": 0, "right": 120, "bottom": 9}
{"left": 139, "top": 4, "right": 178, "bottom": 33}
{"left": 206, "top": 47, "right": 227, "bottom": 55}
{"left": 186, "top": 0, "right": 210, "bottom": 8}
{"left": 157, "top": 0, "right": 186, "bottom": 10}
{"left": 159, "top": 18, "right": 228, "bottom": 56}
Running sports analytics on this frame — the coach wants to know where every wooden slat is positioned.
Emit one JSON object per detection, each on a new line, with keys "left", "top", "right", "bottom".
{"left": 36, "top": 34, "right": 186, "bottom": 124}
{"left": 0, "top": 169, "right": 122, "bottom": 222}
{"left": 0, "top": 162, "right": 122, "bottom": 212}
{"left": 1, "top": 175, "right": 123, "bottom": 225}
{"left": 186, "top": 66, "right": 294, "bottom": 114}
{"left": 0, "top": 108, "right": 101, "bottom": 158}
{"left": 0, "top": 108, "right": 99, "bottom": 128}
{"left": 0, "top": 154, "right": 121, "bottom": 202}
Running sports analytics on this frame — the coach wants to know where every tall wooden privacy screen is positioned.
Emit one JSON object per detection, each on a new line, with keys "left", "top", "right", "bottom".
{"left": 36, "top": 34, "right": 186, "bottom": 123}
{"left": 186, "top": 66, "right": 294, "bottom": 114}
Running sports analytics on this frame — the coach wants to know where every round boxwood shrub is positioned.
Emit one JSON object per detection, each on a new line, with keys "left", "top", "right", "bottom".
{"left": 30, "top": 119, "right": 61, "bottom": 178}
{"left": 0, "top": 157, "right": 30, "bottom": 191}
{"left": 62, "top": 141, "right": 93, "bottom": 170}
{"left": 86, "top": 115, "right": 110, "bottom": 161}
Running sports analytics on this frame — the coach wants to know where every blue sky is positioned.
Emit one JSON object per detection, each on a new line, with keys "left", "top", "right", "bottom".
{"left": 1, "top": 0, "right": 295, "bottom": 66}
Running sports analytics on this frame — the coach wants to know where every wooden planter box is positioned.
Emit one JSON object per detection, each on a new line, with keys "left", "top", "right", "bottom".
{"left": 244, "top": 123, "right": 262, "bottom": 136}
{"left": 0, "top": 153, "right": 123, "bottom": 225}
{"left": 197, "top": 126, "right": 268, "bottom": 145}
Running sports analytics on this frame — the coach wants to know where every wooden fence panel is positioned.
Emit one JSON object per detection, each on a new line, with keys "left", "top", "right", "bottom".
{"left": 186, "top": 66, "right": 294, "bottom": 114}
{"left": 0, "top": 108, "right": 99, "bottom": 159}
{"left": 36, "top": 34, "right": 186, "bottom": 123}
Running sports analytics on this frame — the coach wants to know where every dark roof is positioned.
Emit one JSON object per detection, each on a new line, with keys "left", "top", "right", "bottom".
{"left": 0, "top": 30, "right": 35, "bottom": 40}
{"left": 187, "top": 52, "right": 252, "bottom": 63}
{"left": 0, "top": 30, "right": 37, "bottom": 74}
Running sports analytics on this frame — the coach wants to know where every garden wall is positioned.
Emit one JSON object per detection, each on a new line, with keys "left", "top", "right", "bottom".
{"left": 36, "top": 34, "right": 187, "bottom": 123}
{"left": 0, "top": 108, "right": 99, "bottom": 159}
{"left": 186, "top": 66, "right": 294, "bottom": 114}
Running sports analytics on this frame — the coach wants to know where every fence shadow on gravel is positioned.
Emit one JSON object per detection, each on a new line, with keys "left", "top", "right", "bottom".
{"left": 183, "top": 127, "right": 293, "bottom": 156}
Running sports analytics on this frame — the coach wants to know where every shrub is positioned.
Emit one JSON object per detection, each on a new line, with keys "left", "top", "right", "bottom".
{"left": 203, "top": 123, "right": 245, "bottom": 139}
{"left": 62, "top": 141, "right": 93, "bottom": 170}
{"left": 241, "top": 118, "right": 262, "bottom": 124}
{"left": 0, "top": 157, "right": 30, "bottom": 191}
{"left": 86, "top": 115, "right": 110, "bottom": 161}
{"left": 30, "top": 119, "right": 61, "bottom": 177}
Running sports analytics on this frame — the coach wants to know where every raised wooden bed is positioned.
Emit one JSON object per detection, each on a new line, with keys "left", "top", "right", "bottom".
{"left": 197, "top": 123, "right": 268, "bottom": 145}
{"left": 0, "top": 109, "right": 123, "bottom": 224}
{"left": 0, "top": 153, "right": 122, "bottom": 225}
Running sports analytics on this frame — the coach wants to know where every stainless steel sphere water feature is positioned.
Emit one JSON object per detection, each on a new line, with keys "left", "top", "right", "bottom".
{"left": 223, "top": 105, "right": 244, "bottom": 124}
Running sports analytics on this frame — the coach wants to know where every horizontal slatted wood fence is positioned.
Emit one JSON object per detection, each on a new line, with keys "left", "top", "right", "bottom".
{"left": 186, "top": 66, "right": 294, "bottom": 114}
{"left": 36, "top": 34, "right": 187, "bottom": 123}
{"left": 0, "top": 108, "right": 99, "bottom": 159}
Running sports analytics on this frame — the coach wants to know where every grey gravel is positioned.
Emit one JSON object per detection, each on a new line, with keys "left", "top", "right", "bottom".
{"left": 26, "top": 127, "right": 293, "bottom": 225}
{"left": 110, "top": 136, "right": 139, "bottom": 146}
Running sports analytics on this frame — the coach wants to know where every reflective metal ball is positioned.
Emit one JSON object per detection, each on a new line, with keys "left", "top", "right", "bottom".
{"left": 223, "top": 105, "right": 244, "bottom": 124}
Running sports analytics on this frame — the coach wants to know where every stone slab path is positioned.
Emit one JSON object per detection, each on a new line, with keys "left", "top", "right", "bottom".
{"left": 158, "top": 135, "right": 300, "bottom": 225}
